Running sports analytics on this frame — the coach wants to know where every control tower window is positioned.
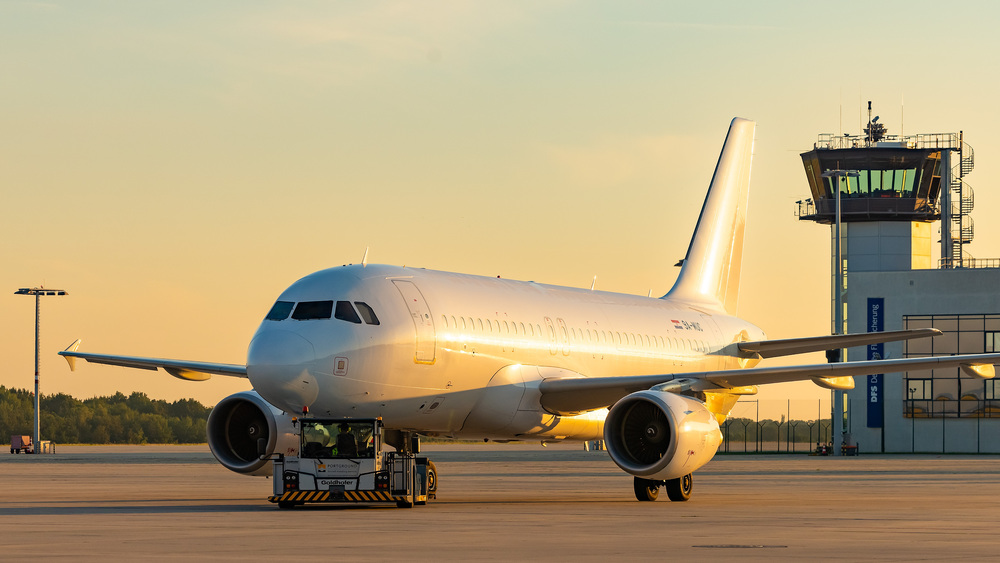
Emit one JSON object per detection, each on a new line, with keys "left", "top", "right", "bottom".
{"left": 265, "top": 301, "right": 294, "bottom": 321}
{"left": 335, "top": 301, "right": 362, "bottom": 324}
{"left": 292, "top": 300, "right": 334, "bottom": 320}
{"left": 355, "top": 302, "right": 380, "bottom": 325}
{"left": 826, "top": 168, "right": 920, "bottom": 198}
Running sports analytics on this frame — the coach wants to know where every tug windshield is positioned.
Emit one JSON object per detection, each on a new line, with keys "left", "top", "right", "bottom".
{"left": 299, "top": 420, "right": 376, "bottom": 459}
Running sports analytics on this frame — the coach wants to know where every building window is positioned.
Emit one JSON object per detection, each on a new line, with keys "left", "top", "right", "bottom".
{"left": 904, "top": 314, "right": 1000, "bottom": 418}
{"left": 986, "top": 331, "right": 1000, "bottom": 352}
{"left": 907, "top": 379, "right": 932, "bottom": 400}
{"left": 986, "top": 380, "right": 999, "bottom": 401}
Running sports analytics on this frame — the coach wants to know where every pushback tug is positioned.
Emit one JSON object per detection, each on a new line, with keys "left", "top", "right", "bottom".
{"left": 267, "top": 416, "right": 437, "bottom": 508}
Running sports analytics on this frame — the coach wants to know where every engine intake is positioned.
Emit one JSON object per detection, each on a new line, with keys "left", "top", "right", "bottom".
{"left": 207, "top": 391, "right": 297, "bottom": 476}
{"left": 604, "top": 390, "right": 721, "bottom": 481}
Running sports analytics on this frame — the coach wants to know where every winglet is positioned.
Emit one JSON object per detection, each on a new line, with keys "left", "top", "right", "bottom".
{"left": 61, "top": 339, "right": 82, "bottom": 371}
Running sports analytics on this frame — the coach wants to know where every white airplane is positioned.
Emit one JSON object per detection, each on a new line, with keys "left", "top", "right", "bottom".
{"left": 61, "top": 118, "right": 1000, "bottom": 502}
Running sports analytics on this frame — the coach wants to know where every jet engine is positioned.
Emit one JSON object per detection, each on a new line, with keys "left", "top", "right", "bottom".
{"left": 603, "top": 390, "right": 722, "bottom": 481}
{"left": 206, "top": 390, "right": 298, "bottom": 476}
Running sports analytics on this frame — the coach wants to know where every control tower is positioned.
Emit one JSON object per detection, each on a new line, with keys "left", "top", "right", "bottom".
{"left": 798, "top": 105, "right": 976, "bottom": 336}
{"left": 798, "top": 111, "right": 974, "bottom": 273}
{"left": 793, "top": 104, "right": 1000, "bottom": 455}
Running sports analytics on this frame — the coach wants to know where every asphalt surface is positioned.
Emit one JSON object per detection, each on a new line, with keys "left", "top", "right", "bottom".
{"left": 2, "top": 444, "right": 999, "bottom": 561}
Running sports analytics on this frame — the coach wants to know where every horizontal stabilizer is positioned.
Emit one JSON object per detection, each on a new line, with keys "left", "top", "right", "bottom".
{"left": 738, "top": 328, "right": 941, "bottom": 359}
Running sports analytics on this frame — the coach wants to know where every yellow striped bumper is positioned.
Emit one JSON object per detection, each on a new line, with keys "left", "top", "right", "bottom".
{"left": 268, "top": 490, "right": 405, "bottom": 504}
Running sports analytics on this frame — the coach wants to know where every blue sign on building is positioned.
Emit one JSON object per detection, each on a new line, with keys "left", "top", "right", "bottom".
{"left": 867, "top": 298, "right": 884, "bottom": 428}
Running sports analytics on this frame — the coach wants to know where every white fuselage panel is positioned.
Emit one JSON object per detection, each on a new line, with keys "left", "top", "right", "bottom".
{"left": 245, "top": 265, "right": 764, "bottom": 440}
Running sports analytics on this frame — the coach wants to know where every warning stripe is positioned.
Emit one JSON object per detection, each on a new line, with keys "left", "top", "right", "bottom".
{"left": 344, "top": 491, "right": 400, "bottom": 502}
{"left": 267, "top": 490, "right": 402, "bottom": 503}
{"left": 267, "top": 491, "right": 333, "bottom": 503}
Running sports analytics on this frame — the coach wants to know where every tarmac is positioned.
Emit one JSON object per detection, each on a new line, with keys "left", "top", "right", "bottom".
{"left": 2, "top": 444, "right": 1000, "bottom": 561}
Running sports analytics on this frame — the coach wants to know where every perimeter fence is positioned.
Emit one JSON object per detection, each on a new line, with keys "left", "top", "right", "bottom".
{"left": 719, "top": 399, "right": 832, "bottom": 454}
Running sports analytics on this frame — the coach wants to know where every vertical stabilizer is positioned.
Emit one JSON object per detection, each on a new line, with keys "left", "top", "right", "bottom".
{"left": 665, "top": 118, "right": 755, "bottom": 315}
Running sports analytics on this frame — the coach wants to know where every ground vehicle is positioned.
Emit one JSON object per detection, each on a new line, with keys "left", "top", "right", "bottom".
{"left": 267, "top": 417, "right": 436, "bottom": 508}
{"left": 10, "top": 435, "right": 33, "bottom": 454}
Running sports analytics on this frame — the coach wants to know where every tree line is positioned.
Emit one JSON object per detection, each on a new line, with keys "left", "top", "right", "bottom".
{"left": 0, "top": 386, "right": 211, "bottom": 444}
{"left": 1, "top": 385, "right": 833, "bottom": 446}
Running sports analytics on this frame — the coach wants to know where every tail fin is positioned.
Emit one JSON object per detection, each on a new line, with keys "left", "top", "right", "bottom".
{"left": 665, "top": 117, "right": 755, "bottom": 315}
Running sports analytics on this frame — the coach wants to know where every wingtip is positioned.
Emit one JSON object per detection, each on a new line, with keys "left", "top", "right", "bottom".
{"left": 60, "top": 339, "right": 82, "bottom": 371}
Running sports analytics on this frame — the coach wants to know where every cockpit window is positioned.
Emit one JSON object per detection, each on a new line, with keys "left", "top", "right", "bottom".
{"left": 291, "top": 301, "right": 333, "bottom": 320}
{"left": 355, "top": 302, "right": 380, "bottom": 325}
{"left": 335, "top": 301, "right": 362, "bottom": 324}
{"left": 265, "top": 301, "right": 294, "bottom": 321}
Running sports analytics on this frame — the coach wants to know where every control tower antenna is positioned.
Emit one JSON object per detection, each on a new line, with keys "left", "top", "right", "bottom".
{"left": 867, "top": 101, "right": 872, "bottom": 145}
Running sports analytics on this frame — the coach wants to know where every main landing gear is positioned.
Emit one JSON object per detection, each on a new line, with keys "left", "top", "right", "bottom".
{"left": 633, "top": 474, "right": 693, "bottom": 502}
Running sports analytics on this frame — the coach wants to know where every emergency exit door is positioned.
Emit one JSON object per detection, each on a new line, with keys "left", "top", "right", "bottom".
{"left": 392, "top": 280, "right": 436, "bottom": 364}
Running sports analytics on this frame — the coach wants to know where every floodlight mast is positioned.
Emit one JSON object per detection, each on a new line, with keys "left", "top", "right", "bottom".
{"left": 14, "top": 287, "right": 68, "bottom": 453}
{"left": 819, "top": 170, "right": 857, "bottom": 456}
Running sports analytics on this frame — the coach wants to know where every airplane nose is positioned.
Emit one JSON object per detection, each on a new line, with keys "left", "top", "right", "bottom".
{"left": 246, "top": 329, "right": 319, "bottom": 412}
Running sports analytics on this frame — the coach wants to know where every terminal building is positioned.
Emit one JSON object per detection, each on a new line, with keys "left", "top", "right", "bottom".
{"left": 797, "top": 107, "right": 1000, "bottom": 453}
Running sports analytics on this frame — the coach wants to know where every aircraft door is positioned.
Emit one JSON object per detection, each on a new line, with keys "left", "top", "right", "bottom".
{"left": 556, "top": 318, "right": 571, "bottom": 356}
{"left": 392, "top": 280, "right": 436, "bottom": 364}
{"left": 544, "top": 317, "right": 557, "bottom": 355}
{"left": 700, "top": 314, "right": 724, "bottom": 370}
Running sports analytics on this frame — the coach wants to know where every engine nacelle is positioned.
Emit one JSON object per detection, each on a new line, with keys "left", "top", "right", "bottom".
{"left": 206, "top": 390, "right": 298, "bottom": 476}
{"left": 604, "top": 390, "right": 722, "bottom": 481}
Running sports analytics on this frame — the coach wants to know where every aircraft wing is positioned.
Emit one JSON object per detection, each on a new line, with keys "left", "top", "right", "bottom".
{"left": 737, "top": 328, "right": 942, "bottom": 359}
{"left": 59, "top": 340, "right": 247, "bottom": 381}
{"left": 537, "top": 352, "right": 1000, "bottom": 416}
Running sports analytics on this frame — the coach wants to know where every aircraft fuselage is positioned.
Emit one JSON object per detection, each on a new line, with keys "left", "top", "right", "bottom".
{"left": 246, "top": 264, "right": 765, "bottom": 440}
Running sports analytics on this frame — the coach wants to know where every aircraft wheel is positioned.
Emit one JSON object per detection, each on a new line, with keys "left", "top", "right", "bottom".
{"left": 665, "top": 474, "right": 693, "bottom": 502}
{"left": 427, "top": 460, "right": 438, "bottom": 494}
{"left": 633, "top": 477, "right": 661, "bottom": 501}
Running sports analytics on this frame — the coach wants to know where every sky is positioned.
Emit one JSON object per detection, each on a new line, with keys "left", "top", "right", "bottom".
{"left": 3, "top": 1, "right": 1000, "bottom": 423}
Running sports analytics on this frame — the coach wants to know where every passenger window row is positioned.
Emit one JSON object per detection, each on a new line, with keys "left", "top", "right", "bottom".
{"left": 266, "top": 300, "right": 380, "bottom": 325}
{"left": 440, "top": 314, "right": 709, "bottom": 355}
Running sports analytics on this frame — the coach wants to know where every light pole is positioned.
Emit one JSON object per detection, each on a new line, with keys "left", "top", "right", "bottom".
{"left": 821, "top": 170, "right": 857, "bottom": 456}
{"left": 14, "top": 287, "right": 68, "bottom": 453}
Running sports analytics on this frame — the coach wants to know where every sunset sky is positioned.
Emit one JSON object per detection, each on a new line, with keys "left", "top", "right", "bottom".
{"left": 3, "top": 1, "right": 1000, "bottom": 422}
